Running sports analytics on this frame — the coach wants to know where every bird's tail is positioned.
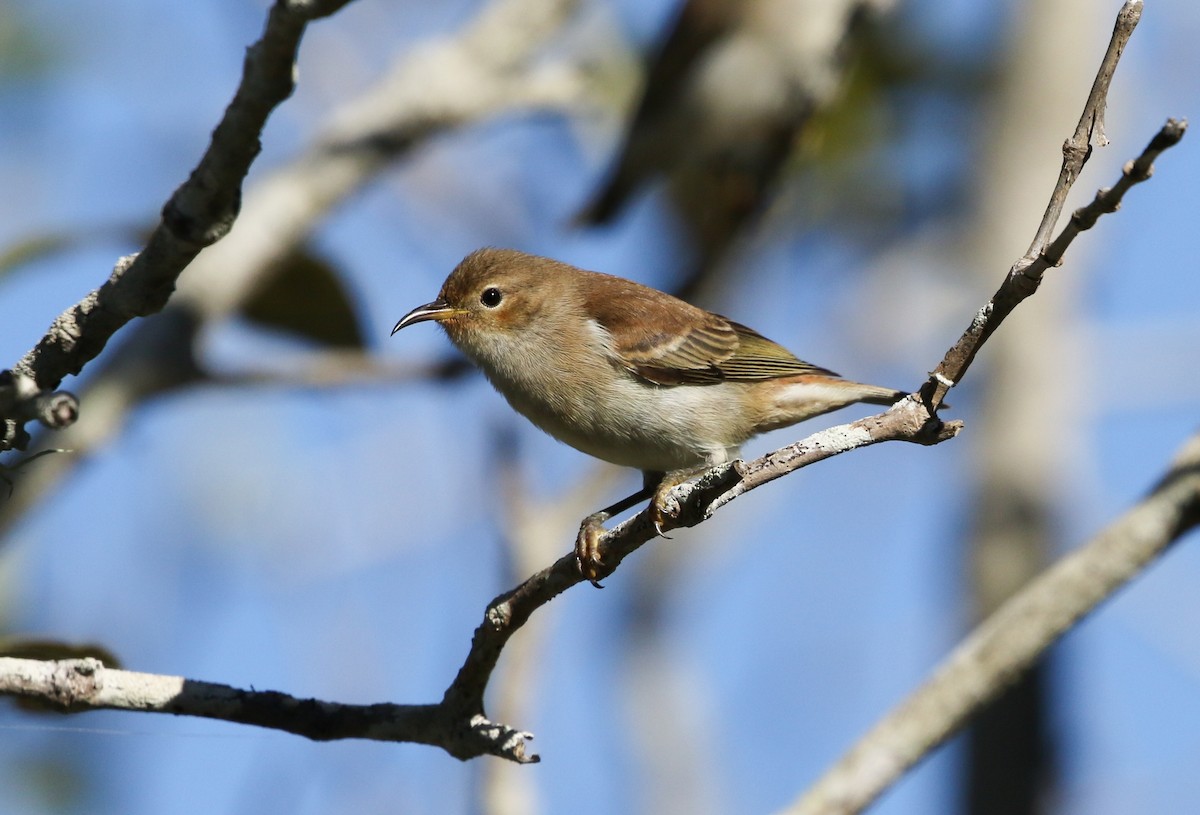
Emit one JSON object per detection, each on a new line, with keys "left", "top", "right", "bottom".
{"left": 752, "top": 377, "right": 911, "bottom": 434}
{"left": 852, "top": 383, "right": 909, "bottom": 406}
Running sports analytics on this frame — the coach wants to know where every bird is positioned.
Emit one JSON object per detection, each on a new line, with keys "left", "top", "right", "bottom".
{"left": 393, "top": 248, "right": 907, "bottom": 584}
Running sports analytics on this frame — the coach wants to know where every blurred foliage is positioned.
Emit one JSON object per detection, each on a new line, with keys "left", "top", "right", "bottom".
{"left": 11, "top": 755, "right": 86, "bottom": 814}
{"left": 800, "top": 17, "right": 999, "bottom": 167}
{"left": 0, "top": 636, "right": 121, "bottom": 668}
{"left": 775, "top": 13, "right": 1001, "bottom": 233}
{"left": 241, "top": 246, "right": 366, "bottom": 349}
{"left": 0, "top": 233, "right": 78, "bottom": 282}
{"left": 0, "top": 5, "right": 56, "bottom": 80}
{"left": 0, "top": 226, "right": 146, "bottom": 283}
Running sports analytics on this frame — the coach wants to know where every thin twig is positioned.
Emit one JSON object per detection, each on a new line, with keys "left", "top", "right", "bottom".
{"left": 1044, "top": 118, "right": 1187, "bottom": 263}
{"left": 925, "top": 117, "right": 1183, "bottom": 410}
{"left": 1026, "top": 0, "right": 1142, "bottom": 257}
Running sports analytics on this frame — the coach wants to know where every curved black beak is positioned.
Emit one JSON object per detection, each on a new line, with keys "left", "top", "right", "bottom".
{"left": 391, "top": 299, "right": 464, "bottom": 335}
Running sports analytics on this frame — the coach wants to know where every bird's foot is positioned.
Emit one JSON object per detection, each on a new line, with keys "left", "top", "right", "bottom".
{"left": 650, "top": 470, "right": 696, "bottom": 537}
{"left": 575, "top": 512, "right": 611, "bottom": 588}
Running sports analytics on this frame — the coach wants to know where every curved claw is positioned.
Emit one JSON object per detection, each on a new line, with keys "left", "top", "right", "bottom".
{"left": 649, "top": 502, "right": 673, "bottom": 539}
{"left": 575, "top": 513, "right": 610, "bottom": 588}
{"left": 651, "top": 476, "right": 689, "bottom": 538}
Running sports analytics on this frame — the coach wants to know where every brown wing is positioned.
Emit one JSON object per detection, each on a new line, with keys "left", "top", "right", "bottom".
{"left": 718, "top": 321, "right": 838, "bottom": 381}
{"left": 583, "top": 271, "right": 836, "bottom": 385}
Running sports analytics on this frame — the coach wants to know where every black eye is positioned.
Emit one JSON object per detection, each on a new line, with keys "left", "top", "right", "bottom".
{"left": 480, "top": 287, "right": 503, "bottom": 308}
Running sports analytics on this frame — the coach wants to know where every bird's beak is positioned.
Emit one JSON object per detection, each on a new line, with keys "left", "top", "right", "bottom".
{"left": 391, "top": 299, "right": 465, "bottom": 335}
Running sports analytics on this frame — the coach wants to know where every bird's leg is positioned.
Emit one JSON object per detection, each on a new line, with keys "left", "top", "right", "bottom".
{"left": 576, "top": 471, "right": 662, "bottom": 587}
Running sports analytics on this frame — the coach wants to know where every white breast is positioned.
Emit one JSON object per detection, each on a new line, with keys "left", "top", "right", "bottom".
{"left": 466, "top": 318, "right": 749, "bottom": 473}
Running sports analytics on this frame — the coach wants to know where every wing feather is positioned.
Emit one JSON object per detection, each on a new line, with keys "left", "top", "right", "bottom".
{"left": 581, "top": 272, "right": 836, "bottom": 385}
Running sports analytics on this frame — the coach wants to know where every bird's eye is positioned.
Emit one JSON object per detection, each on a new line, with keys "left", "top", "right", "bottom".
{"left": 480, "top": 287, "right": 503, "bottom": 308}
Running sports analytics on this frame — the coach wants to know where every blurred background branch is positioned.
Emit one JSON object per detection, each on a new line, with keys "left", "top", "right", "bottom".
{"left": 785, "top": 426, "right": 1200, "bottom": 815}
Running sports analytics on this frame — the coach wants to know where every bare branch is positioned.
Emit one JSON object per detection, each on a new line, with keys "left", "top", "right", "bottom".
{"left": 1026, "top": 0, "right": 1141, "bottom": 256}
{"left": 431, "top": 400, "right": 960, "bottom": 761}
{"left": 177, "top": 0, "right": 582, "bottom": 321}
{"left": 0, "top": 656, "right": 536, "bottom": 763}
{"left": 1044, "top": 117, "right": 1187, "bottom": 264}
{"left": 780, "top": 429, "right": 1200, "bottom": 815}
{"left": 926, "top": 118, "right": 1184, "bottom": 409}
{"left": 0, "top": 0, "right": 359, "bottom": 449}
{"left": 0, "top": 399, "right": 955, "bottom": 761}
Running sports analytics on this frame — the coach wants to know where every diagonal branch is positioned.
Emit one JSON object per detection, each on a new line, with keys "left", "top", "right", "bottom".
{"left": 0, "top": 0, "right": 359, "bottom": 450}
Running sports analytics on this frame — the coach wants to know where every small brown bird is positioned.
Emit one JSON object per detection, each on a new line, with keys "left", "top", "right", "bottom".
{"left": 394, "top": 248, "right": 906, "bottom": 584}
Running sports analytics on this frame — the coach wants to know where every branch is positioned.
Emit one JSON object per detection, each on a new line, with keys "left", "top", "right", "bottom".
{"left": 0, "top": 401, "right": 955, "bottom": 760}
{"left": 0, "top": 657, "right": 534, "bottom": 762}
{"left": 0, "top": 0, "right": 582, "bottom": 530}
{"left": 781, "top": 429, "right": 1200, "bottom": 815}
{"left": 1026, "top": 0, "right": 1141, "bottom": 256}
{"left": 925, "top": 116, "right": 1185, "bottom": 410}
{"left": 4, "top": 409, "right": 1190, "bottom": 772}
{"left": 0, "top": 0, "right": 357, "bottom": 450}
{"left": 429, "top": 402, "right": 961, "bottom": 762}
{"left": 1044, "top": 117, "right": 1186, "bottom": 263}
{"left": 576, "top": 118, "right": 1186, "bottom": 589}
{"left": 176, "top": 0, "right": 582, "bottom": 321}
